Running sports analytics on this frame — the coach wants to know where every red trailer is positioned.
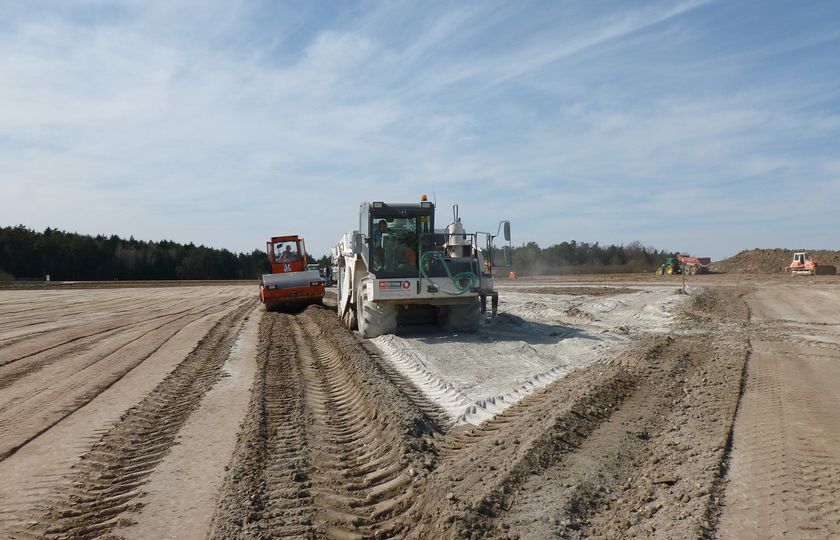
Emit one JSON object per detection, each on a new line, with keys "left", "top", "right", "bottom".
{"left": 677, "top": 254, "right": 711, "bottom": 275}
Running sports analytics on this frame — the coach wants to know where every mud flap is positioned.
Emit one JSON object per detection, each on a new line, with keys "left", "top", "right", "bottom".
{"left": 480, "top": 292, "right": 499, "bottom": 321}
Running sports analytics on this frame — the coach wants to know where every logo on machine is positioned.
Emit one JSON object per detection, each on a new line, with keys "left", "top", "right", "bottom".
{"left": 378, "top": 280, "right": 411, "bottom": 290}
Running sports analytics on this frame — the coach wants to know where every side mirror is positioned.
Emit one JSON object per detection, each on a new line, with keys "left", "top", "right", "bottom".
{"left": 503, "top": 221, "right": 511, "bottom": 242}
{"left": 503, "top": 245, "right": 512, "bottom": 266}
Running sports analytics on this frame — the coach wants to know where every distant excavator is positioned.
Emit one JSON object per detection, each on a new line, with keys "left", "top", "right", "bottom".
{"left": 259, "top": 235, "right": 325, "bottom": 310}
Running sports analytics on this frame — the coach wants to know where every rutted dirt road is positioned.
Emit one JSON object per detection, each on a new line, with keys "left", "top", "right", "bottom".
{"left": 1, "top": 277, "right": 838, "bottom": 538}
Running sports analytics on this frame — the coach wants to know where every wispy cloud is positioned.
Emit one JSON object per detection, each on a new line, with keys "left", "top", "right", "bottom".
{"left": 1, "top": 0, "right": 839, "bottom": 259}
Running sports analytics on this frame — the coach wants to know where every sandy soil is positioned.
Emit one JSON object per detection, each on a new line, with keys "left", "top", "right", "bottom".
{"left": 370, "top": 285, "right": 684, "bottom": 424}
{"left": 715, "top": 284, "right": 840, "bottom": 539}
{"left": 1, "top": 275, "right": 838, "bottom": 539}
{"left": 0, "top": 286, "right": 256, "bottom": 537}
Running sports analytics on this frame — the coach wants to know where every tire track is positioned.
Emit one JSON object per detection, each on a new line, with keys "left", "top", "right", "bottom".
{"left": 0, "top": 295, "right": 237, "bottom": 369}
{"left": 295, "top": 316, "right": 417, "bottom": 537}
{"left": 0, "top": 300, "right": 250, "bottom": 462}
{"left": 355, "top": 337, "right": 449, "bottom": 432}
{"left": 211, "top": 307, "right": 439, "bottom": 539}
{"left": 714, "top": 287, "right": 840, "bottom": 539}
{"left": 0, "top": 296, "right": 241, "bottom": 388}
{"left": 20, "top": 299, "right": 255, "bottom": 540}
{"left": 209, "top": 314, "right": 316, "bottom": 539}
{"left": 716, "top": 341, "right": 840, "bottom": 538}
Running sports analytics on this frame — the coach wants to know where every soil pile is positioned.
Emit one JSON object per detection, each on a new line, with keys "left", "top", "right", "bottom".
{"left": 714, "top": 248, "right": 840, "bottom": 273}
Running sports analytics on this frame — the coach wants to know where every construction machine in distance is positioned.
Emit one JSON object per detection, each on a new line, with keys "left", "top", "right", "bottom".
{"left": 787, "top": 252, "right": 837, "bottom": 276}
{"left": 332, "top": 196, "right": 512, "bottom": 338}
{"left": 677, "top": 254, "right": 711, "bottom": 275}
{"left": 655, "top": 254, "right": 711, "bottom": 275}
{"left": 655, "top": 257, "right": 682, "bottom": 275}
{"left": 259, "top": 235, "right": 325, "bottom": 310}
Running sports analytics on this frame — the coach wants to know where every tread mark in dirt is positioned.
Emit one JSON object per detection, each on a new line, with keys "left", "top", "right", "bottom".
{"left": 20, "top": 300, "right": 256, "bottom": 539}
{"left": 0, "top": 296, "right": 241, "bottom": 384}
{"left": 0, "top": 295, "right": 196, "bottom": 366}
{"left": 208, "top": 313, "right": 316, "bottom": 539}
{"left": 715, "top": 341, "right": 840, "bottom": 539}
{"left": 295, "top": 317, "right": 414, "bottom": 537}
{"left": 356, "top": 336, "right": 449, "bottom": 432}
{"left": 0, "top": 298, "right": 248, "bottom": 462}
{"left": 211, "top": 307, "right": 437, "bottom": 539}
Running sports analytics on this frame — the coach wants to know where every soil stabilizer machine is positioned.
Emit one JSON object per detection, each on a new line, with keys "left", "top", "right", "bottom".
{"left": 259, "top": 235, "right": 325, "bottom": 310}
{"left": 333, "top": 197, "right": 512, "bottom": 338}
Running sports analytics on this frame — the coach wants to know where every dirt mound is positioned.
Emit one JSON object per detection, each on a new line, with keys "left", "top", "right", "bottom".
{"left": 714, "top": 248, "right": 840, "bottom": 274}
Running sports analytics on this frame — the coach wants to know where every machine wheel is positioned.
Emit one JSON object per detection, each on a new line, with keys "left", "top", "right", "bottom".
{"left": 666, "top": 265, "right": 674, "bottom": 275}
{"left": 356, "top": 282, "right": 397, "bottom": 339}
{"left": 443, "top": 300, "right": 481, "bottom": 333}
{"left": 655, "top": 267, "right": 664, "bottom": 275}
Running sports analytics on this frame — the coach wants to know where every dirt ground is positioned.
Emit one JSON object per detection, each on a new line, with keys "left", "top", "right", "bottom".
{"left": 1, "top": 274, "right": 839, "bottom": 538}
{"left": 713, "top": 248, "right": 840, "bottom": 274}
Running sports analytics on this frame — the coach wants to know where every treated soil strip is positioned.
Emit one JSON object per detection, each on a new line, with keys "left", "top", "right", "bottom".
{"left": 0, "top": 280, "right": 257, "bottom": 290}
{"left": 25, "top": 300, "right": 255, "bottom": 539}
{"left": 400, "top": 340, "right": 660, "bottom": 538}
{"left": 210, "top": 306, "right": 440, "bottom": 538}
{"left": 0, "top": 294, "right": 223, "bottom": 365}
{"left": 396, "top": 288, "right": 751, "bottom": 539}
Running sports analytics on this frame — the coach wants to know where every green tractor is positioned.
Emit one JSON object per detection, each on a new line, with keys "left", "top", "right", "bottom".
{"left": 655, "top": 257, "right": 683, "bottom": 275}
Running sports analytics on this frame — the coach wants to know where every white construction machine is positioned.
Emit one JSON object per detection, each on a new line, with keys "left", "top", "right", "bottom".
{"left": 332, "top": 197, "right": 512, "bottom": 338}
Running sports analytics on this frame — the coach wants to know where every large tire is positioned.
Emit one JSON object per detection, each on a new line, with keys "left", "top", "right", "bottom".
{"left": 655, "top": 267, "right": 663, "bottom": 275}
{"left": 356, "top": 282, "right": 397, "bottom": 338}
{"left": 443, "top": 299, "right": 481, "bottom": 333}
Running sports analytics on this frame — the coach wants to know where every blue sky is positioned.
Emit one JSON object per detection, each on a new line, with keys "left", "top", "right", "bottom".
{"left": 1, "top": 0, "right": 839, "bottom": 260}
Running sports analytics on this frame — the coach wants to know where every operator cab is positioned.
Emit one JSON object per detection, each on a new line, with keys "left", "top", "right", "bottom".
{"left": 363, "top": 201, "right": 434, "bottom": 278}
{"left": 267, "top": 237, "right": 305, "bottom": 273}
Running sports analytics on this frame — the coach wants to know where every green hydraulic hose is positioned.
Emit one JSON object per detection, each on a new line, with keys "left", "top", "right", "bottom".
{"left": 419, "top": 251, "right": 479, "bottom": 295}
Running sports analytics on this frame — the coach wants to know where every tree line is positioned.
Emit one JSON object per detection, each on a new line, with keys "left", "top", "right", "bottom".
{"left": 0, "top": 225, "right": 270, "bottom": 281}
{"left": 0, "top": 226, "right": 673, "bottom": 281}
{"left": 507, "top": 240, "right": 673, "bottom": 275}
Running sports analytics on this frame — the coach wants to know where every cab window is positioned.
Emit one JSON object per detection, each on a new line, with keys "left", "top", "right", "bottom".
{"left": 371, "top": 217, "right": 419, "bottom": 274}
{"left": 274, "top": 241, "right": 300, "bottom": 262}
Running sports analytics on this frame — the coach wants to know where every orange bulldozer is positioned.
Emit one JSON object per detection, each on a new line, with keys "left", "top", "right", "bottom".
{"left": 787, "top": 252, "right": 837, "bottom": 276}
